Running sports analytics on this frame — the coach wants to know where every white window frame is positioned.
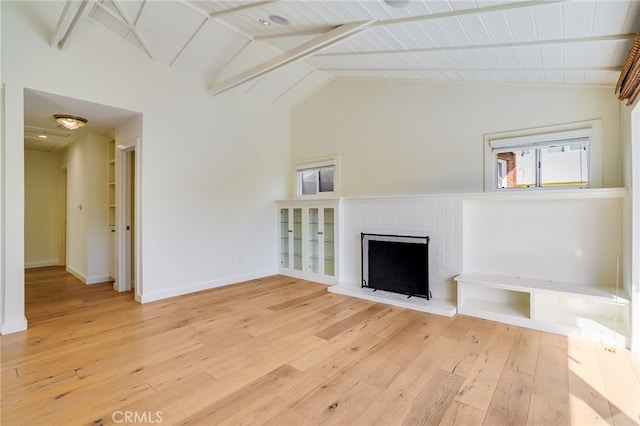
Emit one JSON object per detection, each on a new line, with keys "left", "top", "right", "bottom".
{"left": 295, "top": 156, "right": 339, "bottom": 199}
{"left": 484, "top": 120, "right": 603, "bottom": 192}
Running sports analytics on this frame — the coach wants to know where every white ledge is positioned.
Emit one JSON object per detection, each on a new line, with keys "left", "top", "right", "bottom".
{"left": 276, "top": 188, "right": 627, "bottom": 204}
{"left": 455, "top": 273, "right": 629, "bottom": 304}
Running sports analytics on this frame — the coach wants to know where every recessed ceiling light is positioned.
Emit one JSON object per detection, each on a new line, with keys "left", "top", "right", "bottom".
{"left": 258, "top": 19, "right": 270, "bottom": 26}
{"left": 384, "top": 0, "right": 410, "bottom": 8}
{"left": 269, "top": 15, "right": 289, "bottom": 26}
{"left": 38, "top": 134, "right": 48, "bottom": 139}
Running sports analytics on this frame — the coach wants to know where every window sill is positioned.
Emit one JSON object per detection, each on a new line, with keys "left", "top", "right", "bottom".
{"left": 476, "top": 187, "right": 627, "bottom": 201}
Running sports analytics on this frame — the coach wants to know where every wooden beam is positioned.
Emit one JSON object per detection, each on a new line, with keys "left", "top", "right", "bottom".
{"left": 212, "top": 40, "right": 253, "bottom": 78}
{"left": 316, "top": 34, "right": 636, "bottom": 58}
{"left": 109, "top": 0, "right": 154, "bottom": 60}
{"left": 316, "top": 66, "right": 621, "bottom": 73}
{"left": 208, "top": 0, "right": 280, "bottom": 18}
{"left": 207, "top": 20, "right": 374, "bottom": 96}
{"left": 58, "top": 0, "right": 97, "bottom": 50}
{"left": 50, "top": 1, "right": 80, "bottom": 48}
{"left": 172, "top": 0, "right": 281, "bottom": 67}
{"left": 254, "top": 27, "right": 337, "bottom": 41}
{"left": 170, "top": 17, "right": 209, "bottom": 66}
{"left": 370, "top": 0, "right": 566, "bottom": 29}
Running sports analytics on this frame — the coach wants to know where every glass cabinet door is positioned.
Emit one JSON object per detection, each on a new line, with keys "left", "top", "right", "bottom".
{"left": 308, "top": 208, "right": 319, "bottom": 273}
{"left": 323, "top": 208, "right": 335, "bottom": 276}
{"left": 293, "top": 208, "right": 303, "bottom": 271}
{"left": 279, "top": 208, "right": 289, "bottom": 268}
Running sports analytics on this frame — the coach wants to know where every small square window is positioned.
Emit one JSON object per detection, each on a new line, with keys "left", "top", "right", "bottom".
{"left": 296, "top": 162, "right": 336, "bottom": 197}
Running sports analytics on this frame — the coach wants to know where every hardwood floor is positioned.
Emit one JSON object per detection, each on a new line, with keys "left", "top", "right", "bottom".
{"left": 2, "top": 266, "right": 639, "bottom": 426}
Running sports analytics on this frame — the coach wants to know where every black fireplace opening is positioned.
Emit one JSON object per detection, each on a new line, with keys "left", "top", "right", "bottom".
{"left": 361, "top": 233, "right": 430, "bottom": 300}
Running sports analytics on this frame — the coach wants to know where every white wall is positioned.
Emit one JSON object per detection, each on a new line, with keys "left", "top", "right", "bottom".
{"left": 24, "top": 150, "right": 60, "bottom": 268}
{"left": 1, "top": 1, "right": 291, "bottom": 330}
{"left": 62, "top": 134, "right": 109, "bottom": 283}
{"left": 0, "top": 0, "right": 5, "bottom": 331}
{"left": 292, "top": 79, "right": 620, "bottom": 197}
{"left": 463, "top": 197, "right": 623, "bottom": 287}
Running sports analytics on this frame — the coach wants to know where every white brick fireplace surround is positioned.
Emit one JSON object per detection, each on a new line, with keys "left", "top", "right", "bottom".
{"left": 330, "top": 194, "right": 462, "bottom": 316}
{"left": 328, "top": 188, "right": 630, "bottom": 347}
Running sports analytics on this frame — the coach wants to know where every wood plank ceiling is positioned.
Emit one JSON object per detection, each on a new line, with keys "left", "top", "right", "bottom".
{"left": 52, "top": 0, "right": 640, "bottom": 107}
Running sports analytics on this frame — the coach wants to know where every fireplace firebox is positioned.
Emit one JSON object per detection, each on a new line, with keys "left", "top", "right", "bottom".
{"left": 361, "top": 233, "right": 430, "bottom": 300}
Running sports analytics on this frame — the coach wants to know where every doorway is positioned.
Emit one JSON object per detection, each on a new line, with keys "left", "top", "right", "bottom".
{"left": 22, "top": 88, "right": 142, "bottom": 315}
{"left": 59, "top": 167, "right": 67, "bottom": 266}
{"left": 116, "top": 139, "right": 140, "bottom": 299}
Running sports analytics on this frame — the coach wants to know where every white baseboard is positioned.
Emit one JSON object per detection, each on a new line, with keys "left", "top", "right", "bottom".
{"left": 138, "top": 268, "right": 278, "bottom": 303}
{"left": 86, "top": 275, "right": 113, "bottom": 285}
{"left": 25, "top": 260, "right": 58, "bottom": 269}
{"left": 66, "top": 266, "right": 112, "bottom": 285}
{"left": 66, "top": 265, "right": 86, "bottom": 283}
{"left": 2, "top": 317, "right": 28, "bottom": 334}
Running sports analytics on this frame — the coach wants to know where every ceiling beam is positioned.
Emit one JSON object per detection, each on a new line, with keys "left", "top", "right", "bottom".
{"left": 316, "top": 34, "right": 636, "bottom": 57}
{"left": 254, "top": 27, "right": 337, "bottom": 41}
{"left": 50, "top": 1, "right": 79, "bottom": 48}
{"left": 172, "top": 0, "right": 276, "bottom": 67}
{"left": 371, "top": 0, "right": 566, "bottom": 29}
{"left": 170, "top": 17, "right": 209, "bottom": 66}
{"left": 51, "top": 0, "right": 97, "bottom": 50}
{"left": 133, "top": 0, "right": 147, "bottom": 26}
{"left": 109, "top": 1, "right": 154, "bottom": 60}
{"left": 212, "top": 40, "right": 253, "bottom": 78}
{"left": 208, "top": 0, "right": 280, "bottom": 18}
{"left": 316, "top": 66, "right": 621, "bottom": 73}
{"left": 208, "top": 20, "right": 374, "bottom": 96}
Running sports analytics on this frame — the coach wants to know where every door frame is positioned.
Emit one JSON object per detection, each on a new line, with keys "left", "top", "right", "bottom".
{"left": 115, "top": 137, "right": 142, "bottom": 301}
{"left": 59, "top": 165, "right": 68, "bottom": 266}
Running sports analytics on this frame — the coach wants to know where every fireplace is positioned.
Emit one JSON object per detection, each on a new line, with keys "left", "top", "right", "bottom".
{"left": 361, "top": 233, "right": 430, "bottom": 299}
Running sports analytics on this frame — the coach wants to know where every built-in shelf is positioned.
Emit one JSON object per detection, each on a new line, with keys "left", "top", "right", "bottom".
{"left": 107, "top": 139, "right": 116, "bottom": 280}
{"left": 455, "top": 273, "right": 629, "bottom": 347}
{"left": 456, "top": 273, "right": 629, "bottom": 305}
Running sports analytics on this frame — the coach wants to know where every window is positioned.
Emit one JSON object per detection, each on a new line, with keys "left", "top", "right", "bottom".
{"left": 490, "top": 128, "right": 591, "bottom": 190}
{"left": 296, "top": 158, "right": 337, "bottom": 197}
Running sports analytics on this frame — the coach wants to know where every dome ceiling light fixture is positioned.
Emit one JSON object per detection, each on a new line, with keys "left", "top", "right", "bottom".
{"left": 53, "top": 114, "right": 88, "bottom": 130}
{"left": 384, "top": 0, "right": 410, "bottom": 8}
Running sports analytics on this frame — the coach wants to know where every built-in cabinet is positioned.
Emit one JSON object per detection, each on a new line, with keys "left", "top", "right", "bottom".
{"left": 278, "top": 200, "right": 338, "bottom": 284}
{"left": 108, "top": 140, "right": 116, "bottom": 280}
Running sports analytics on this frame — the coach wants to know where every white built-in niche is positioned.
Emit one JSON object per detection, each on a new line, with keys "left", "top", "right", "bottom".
{"left": 460, "top": 188, "right": 629, "bottom": 347}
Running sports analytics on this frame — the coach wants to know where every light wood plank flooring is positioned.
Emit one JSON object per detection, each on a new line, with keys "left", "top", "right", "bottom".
{"left": 2, "top": 266, "right": 639, "bottom": 425}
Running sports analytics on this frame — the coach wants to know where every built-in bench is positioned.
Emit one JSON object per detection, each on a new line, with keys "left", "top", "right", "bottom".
{"left": 454, "top": 273, "right": 630, "bottom": 346}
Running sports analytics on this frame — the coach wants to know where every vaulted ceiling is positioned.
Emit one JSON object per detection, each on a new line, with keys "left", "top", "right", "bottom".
{"left": 24, "top": 1, "right": 640, "bottom": 151}
{"left": 49, "top": 0, "right": 640, "bottom": 107}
